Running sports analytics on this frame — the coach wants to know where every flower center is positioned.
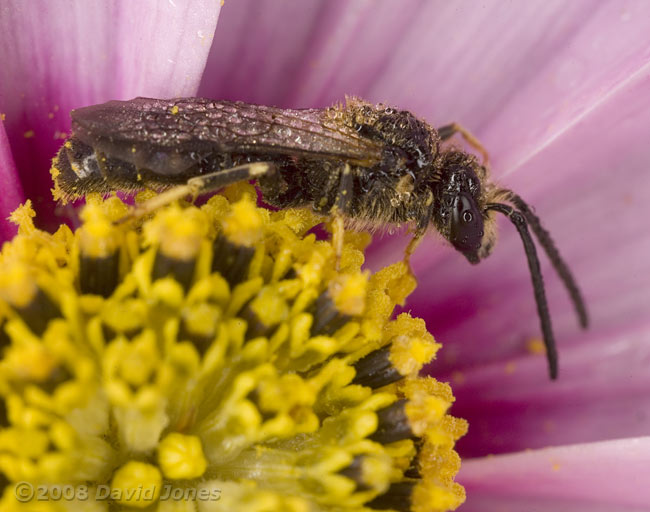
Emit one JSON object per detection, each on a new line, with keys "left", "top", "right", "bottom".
{"left": 0, "top": 185, "right": 466, "bottom": 511}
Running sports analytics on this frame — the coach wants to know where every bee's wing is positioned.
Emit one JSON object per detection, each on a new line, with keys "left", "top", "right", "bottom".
{"left": 71, "top": 98, "right": 384, "bottom": 175}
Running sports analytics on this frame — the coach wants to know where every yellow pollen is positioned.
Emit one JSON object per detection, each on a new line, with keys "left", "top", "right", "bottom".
{"left": 527, "top": 337, "right": 547, "bottom": 354}
{"left": 220, "top": 193, "right": 265, "bottom": 246}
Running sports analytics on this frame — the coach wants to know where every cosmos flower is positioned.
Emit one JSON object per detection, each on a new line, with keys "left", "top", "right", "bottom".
{"left": 1, "top": 1, "right": 650, "bottom": 511}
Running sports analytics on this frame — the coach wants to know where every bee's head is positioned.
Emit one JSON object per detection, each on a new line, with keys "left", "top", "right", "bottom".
{"left": 427, "top": 151, "right": 588, "bottom": 381}
{"left": 430, "top": 151, "right": 494, "bottom": 264}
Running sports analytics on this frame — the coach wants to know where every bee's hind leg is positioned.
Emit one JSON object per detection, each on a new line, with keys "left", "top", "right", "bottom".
{"left": 117, "top": 162, "right": 275, "bottom": 224}
{"left": 438, "top": 122, "right": 489, "bottom": 166}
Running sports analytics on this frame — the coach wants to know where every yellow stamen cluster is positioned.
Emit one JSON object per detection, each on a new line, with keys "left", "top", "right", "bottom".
{"left": 0, "top": 185, "right": 466, "bottom": 511}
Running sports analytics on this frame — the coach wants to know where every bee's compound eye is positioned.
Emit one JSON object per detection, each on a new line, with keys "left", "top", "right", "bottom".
{"left": 450, "top": 193, "right": 484, "bottom": 262}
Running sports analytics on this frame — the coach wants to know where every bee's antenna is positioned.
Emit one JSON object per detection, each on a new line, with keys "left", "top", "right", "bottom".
{"left": 506, "top": 192, "right": 588, "bottom": 329}
{"left": 486, "top": 203, "right": 558, "bottom": 380}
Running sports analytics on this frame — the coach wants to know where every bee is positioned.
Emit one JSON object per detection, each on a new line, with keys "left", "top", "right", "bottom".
{"left": 53, "top": 97, "right": 588, "bottom": 379}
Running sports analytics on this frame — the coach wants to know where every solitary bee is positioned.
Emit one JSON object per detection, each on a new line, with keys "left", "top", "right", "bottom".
{"left": 53, "top": 97, "right": 588, "bottom": 379}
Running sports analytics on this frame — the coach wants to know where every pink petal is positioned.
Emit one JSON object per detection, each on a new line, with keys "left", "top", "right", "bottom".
{"left": 0, "top": 0, "right": 220, "bottom": 230}
{"left": 458, "top": 437, "right": 650, "bottom": 512}
{"left": 200, "top": 0, "right": 425, "bottom": 105}
{"left": 0, "top": 122, "right": 25, "bottom": 242}
{"left": 451, "top": 321, "right": 650, "bottom": 456}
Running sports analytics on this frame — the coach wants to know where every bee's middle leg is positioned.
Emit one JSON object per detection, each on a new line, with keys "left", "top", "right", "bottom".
{"left": 330, "top": 164, "right": 354, "bottom": 271}
{"left": 404, "top": 233, "right": 423, "bottom": 281}
{"left": 117, "top": 162, "right": 275, "bottom": 223}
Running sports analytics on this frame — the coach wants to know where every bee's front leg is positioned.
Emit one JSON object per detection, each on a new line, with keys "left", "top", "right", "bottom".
{"left": 438, "top": 123, "right": 489, "bottom": 166}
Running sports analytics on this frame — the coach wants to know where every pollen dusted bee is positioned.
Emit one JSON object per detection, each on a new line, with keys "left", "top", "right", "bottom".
{"left": 53, "top": 96, "right": 588, "bottom": 378}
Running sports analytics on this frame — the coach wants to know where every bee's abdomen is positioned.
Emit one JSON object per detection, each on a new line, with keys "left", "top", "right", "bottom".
{"left": 52, "top": 137, "right": 203, "bottom": 199}
{"left": 52, "top": 138, "right": 115, "bottom": 198}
